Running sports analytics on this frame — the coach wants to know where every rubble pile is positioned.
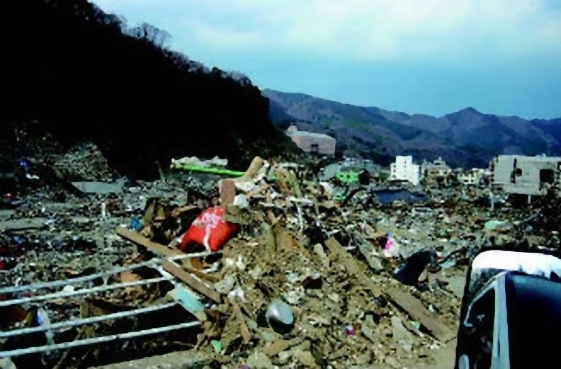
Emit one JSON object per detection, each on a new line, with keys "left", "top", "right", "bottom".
{"left": 51, "top": 143, "right": 117, "bottom": 182}
{"left": 0, "top": 155, "right": 557, "bottom": 369}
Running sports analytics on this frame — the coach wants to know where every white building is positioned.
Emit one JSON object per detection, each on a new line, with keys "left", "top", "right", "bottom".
{"left": 458, "top": 170, "right": 482, "bottom": 185}
{"left": 390, "top": 156, "right": 421, "bottom": 185}
{"left": 421, "top": 157, "right": 451, "bottom": 178}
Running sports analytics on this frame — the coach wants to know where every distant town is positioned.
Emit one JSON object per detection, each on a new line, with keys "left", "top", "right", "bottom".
{"left": 286, "top": 124, "right": 559, "bottom": 201}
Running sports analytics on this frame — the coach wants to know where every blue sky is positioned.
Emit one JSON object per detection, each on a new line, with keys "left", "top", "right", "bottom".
{"left": 93, "top": 0, "right": 561, "bottom": 119}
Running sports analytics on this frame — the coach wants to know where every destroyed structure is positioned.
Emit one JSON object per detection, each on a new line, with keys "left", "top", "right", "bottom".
{"left": 285, "top": 126, "right": 336, "bottom": 156}
{"left": 421, "top": 158, "right": 451, "bottom": 184}
{"left": 389, "top": 156, "right": 421, "bottom": 185}
{"left": 2, "top": 147, "right": 561, "bottom": 369}
{"left": 320, "top": 159, "right": 380, "bottom": 182}
{"left": 491, "top": 154, "right": 561, "bottom": 199}
{"left": 457, "top": 169, "right": 486, "bottom": 186}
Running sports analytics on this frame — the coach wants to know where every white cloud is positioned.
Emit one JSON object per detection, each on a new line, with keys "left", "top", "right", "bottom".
{"left": 93, "top": 0, "right": 561, "bottom": 62}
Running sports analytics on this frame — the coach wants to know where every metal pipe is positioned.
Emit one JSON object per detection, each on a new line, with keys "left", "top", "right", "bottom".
{"left": 0, "top": 302, "right": 177, "bottom": 338}
{"left": 0, "top": 251, "right": 216, "bottom": 294}
{"left": 1, "top": 260, "right": 158, "bottom": 294}
{"left": 0, "top": 321, "right": 201, "bottom": 358}
{"left": 0, "top": 277, "right": 170, "bottom": 307}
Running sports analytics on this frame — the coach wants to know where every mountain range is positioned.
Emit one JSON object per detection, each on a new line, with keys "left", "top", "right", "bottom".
{"left": 264, "top": 89, "right": 561, "bottom": 168}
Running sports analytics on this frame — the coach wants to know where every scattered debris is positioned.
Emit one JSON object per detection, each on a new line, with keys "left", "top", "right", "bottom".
{"left": 1, "top": 152, "right": 556, "bottom": 368}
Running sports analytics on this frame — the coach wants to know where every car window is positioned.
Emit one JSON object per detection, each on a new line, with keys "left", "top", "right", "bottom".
{"left": 465, "top": 288, "right": 495, "bottom": 369}
{"left": 507, "top": 275, "right": 561, "bottom": 369}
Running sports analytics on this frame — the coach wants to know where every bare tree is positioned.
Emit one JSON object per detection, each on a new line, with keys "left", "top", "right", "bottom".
{"left": 130, "top": 23, "right": 171, "bottom": 46}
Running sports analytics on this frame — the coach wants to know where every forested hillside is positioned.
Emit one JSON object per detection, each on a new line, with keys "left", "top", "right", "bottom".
{"left": 0, "top": 0, "right": 297, "bottom": 178}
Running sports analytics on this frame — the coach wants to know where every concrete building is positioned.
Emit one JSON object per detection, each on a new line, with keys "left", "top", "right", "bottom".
{"left": 285, "top": 126, "right": 336, "bottom": 156}
{"left": 320, "top": 159, "right": 378, "bottom": 181}
{"left": 457, "top": 169, "right": 482, "bottom": 186}
{"left": 390, "top": 156, "right": 421, "bottom": 185}
{"left": 422, "top": 157, "right": 451, "bottom": 180}
{"left": 490, "top": 154, "right": 561, "bottom": 197}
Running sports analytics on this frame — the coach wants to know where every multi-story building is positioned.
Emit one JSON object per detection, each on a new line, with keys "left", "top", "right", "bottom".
{"left": 421, "top": 157, "right": 451, "bottom": 180}
{"left": 389, "top": 156, "right": 421, "bottom": 185}
{"left": 457, "top": 169, "right": 482, "bottom": 185}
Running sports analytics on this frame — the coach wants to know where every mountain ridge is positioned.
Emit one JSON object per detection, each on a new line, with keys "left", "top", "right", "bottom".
{"left": 263, "top": 88, "right": 561, "bottom": 167}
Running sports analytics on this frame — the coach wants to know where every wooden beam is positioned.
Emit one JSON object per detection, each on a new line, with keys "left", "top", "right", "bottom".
{"left": 162, "top": 260, "right": 222, "bottom": 303}
{"left": 324, "top": 237, "right": 453, "bottom": 342}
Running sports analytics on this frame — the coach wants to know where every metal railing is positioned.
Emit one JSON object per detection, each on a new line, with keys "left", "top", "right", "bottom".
{"left": 0, "top": 252, "right": 219, "bottom": 358}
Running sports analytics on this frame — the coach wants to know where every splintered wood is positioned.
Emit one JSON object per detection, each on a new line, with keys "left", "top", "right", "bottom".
{"left": 219, "top": 179, "right": 236, "bottom": 205}
{"left": 324, "top": 237, "right": 454, "bottom": 343}
{"left": 116, "top": 226, "right": 222, "bottom": 303}
{"left": 162, "top": 260, "right": 221, "bottom": 303}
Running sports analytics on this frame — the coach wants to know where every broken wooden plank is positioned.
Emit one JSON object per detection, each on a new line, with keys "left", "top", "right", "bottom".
{"left": 230, "top": 299, "right": 251, "bottom": 344}
{"left": 116, "top": 226, "right": 193, "bottom": 268}
{"left": 162, "top": 260, "right": 222, "bottom": 303}
{"left": 274, "top": 223, "right": 315, "bottom": 262}
{"left": 387, "top": 287, "right": 454, "bottom": 343}
{"left": 324, "top": 237, "right": 382, "bottom": 296}
{"left": 117, "top": 227, "right": 218, "bottom": 285}
{"left": 117, "top": 227, "right": 183, "bottom": 258}
{"left": 324, "top": 237, "right": 453, "bottom": 342}
{"left": 242, "top": 156, "right": 264, "bottom": 179}
{"left": 184, "top": 265, "right": 220, "bottom": 283}
{"left": 219, "top": 179, "right": 236, "bottom": 205}
{"left": 171, "top": 205, "right": 198, "bottom": 218}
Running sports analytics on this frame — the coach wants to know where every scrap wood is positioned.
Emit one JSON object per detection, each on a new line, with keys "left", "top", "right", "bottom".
{"left": 162, "top": 260, "right": 222, "bottom": 303}
{"left": 265, "top": 192, "right": 278, "bottom": 224}
{"left": 387, "top": 287, "right": 454, "bottom": 343}
{"left": 246, "top": 183, "right": 270, "bottom": 198}
{"left": 141, "top": 198, "right": 168, "bottom": 225}
{"left": 273, "top": 223, "right": 314, "bottom": 262}
{"left": 223, "top": 205, "right": 252, "bottom": 225}
{"left": 120, "top": 271, "right": 142, "bottom": 294}
{"left": 116, "top": 226, "right": 190, "bottom": 268}
{"left": 118, "top": 227, "right": 219, "bottom": 283}
{"left": 324, "top": 237, "right": 380, "bottom": 295}
{"left": 242, "top": 156, "right": 264, "bottom": 179}
{"left": 324, "top": 237, "right": 453, "bottom": 342}
{"left": 184, "top": 265, "right": 220, "bottom": 283}
{"left": 171, "top": 205, "right": 198, "bottom": 218}
{"left": 52, "top": 326, "right": 87, "bottom": 369}
{"left": 229, "top": 298, "right": 251, "bottom": 344}
{"left": 262, "top": 336, "right": 306, "bottom": 357}
{"left": 219, "top": 179, "right": 236, "bottom": 205}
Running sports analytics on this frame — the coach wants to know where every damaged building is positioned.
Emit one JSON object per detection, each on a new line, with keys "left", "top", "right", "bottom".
{"left": 285, "top": 126, "right": 336, "bottom": 156}
{"left": 491, "top": 154, "right": 561, "bottom": 198}
{"left": 421, "top": 157, "right": 451, "bottom": 183}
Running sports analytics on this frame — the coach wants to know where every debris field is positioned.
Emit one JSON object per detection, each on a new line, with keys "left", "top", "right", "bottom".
{"left": 1, "top": 150, "right": 558, "bottom": 369}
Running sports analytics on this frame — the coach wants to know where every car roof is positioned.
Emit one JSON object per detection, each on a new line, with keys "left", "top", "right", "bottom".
{"left": 504, "top": 271, "right": 561, "bottom": 304}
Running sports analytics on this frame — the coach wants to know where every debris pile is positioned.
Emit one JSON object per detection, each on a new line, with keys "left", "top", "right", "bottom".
{"left": 51, "top": 143, "right": 117, "bottom": 182}
{"left": 1, "top": 154, "right": 557, "bottom": 369}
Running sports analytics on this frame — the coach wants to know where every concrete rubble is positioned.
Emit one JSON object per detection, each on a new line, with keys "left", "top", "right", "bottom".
{"left": 1, "top": 149, "right": 559, "bottom": 369}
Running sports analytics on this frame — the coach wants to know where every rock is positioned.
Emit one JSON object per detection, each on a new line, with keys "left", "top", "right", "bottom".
{"left": 391, "top": 316, "right": 415, "bottom": 352}
{"left": 246, "top": 351, "right": 273, "bottom": 369}
{"left": 295, "top": 350, "right": 317, "bottom": 367}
